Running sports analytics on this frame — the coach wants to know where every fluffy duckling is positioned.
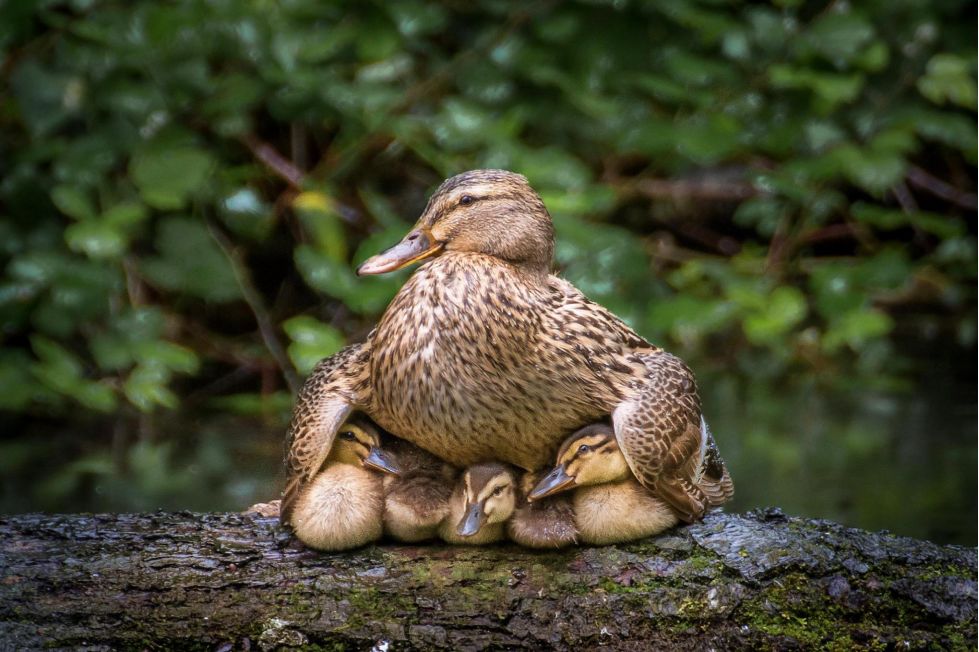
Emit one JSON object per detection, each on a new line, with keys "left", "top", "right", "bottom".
{"left": 528, "top": 424, "right": 680, "bottom": 545}
{"left": 288, "top": 419, "right": 400, "bottom": 551}
{"left": 381, "top": 438, "right": 458, "bottom": 542}
{"left": 433, "top": 463, "right": 578, "bottom": 548}
{"left": 439, "top": 463, "right": 518, "bottom": 545}
{"left": 506, "top": 470, "right": 578, "bottom": 549}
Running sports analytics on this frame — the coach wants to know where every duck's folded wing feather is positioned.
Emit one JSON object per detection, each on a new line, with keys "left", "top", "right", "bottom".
{"left": 612, "top": 351, "right": 707, "bottom": 522}
{"left": 281, "top": 343, "right": 370, "bottom": 523}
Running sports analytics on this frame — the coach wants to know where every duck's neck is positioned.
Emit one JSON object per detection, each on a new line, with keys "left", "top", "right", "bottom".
{"left": 426, "top": 251, "right": 550, "bottom": 285}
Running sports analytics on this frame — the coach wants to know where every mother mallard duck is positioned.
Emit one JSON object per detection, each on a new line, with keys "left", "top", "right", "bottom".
{"left": 282, "top": 170, "right": 729, "bottom": 526}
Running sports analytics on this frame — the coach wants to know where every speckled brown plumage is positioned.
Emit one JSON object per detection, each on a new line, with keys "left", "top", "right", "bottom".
{"left": 282, "top": 169, "right": 733, "bottom": 528}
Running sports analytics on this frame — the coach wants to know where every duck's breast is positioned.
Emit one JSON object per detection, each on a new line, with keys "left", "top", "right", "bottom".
{"left": 369, "top": 255, "right": 607, "bottom": 469}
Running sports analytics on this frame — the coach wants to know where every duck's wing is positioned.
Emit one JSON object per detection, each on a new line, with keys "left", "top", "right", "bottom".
{"left": 281, "top": 343, "right": 371, "bottom": 524}
{"left": 612, "top": 351, "right": 709, "bottom": 523}
{"left": 544, "top": 277, "right": 652, "bottom": 353}
{"left": 697, "top": 420, "right": 735, "bottom": 507}
{"left": 543, "top": 277, "right": 723, "bottom": 521}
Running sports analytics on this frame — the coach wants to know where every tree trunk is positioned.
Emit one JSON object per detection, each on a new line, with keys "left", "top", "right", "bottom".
{"left": 0, "top": 509, "right": 974, "bottom": 650}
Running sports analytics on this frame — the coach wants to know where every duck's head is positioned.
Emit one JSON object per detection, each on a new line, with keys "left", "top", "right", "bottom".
{"left": 455, "top": 463, "right": 517, "bottom": 538}
{"left": 527, "top": 424, "right": 630, "bottom": 501}
{"left": 326, "top": 420, "right": 401, "bottom": 475}
{"left": 357, "top": 169, "right": 554, "bottom": 276}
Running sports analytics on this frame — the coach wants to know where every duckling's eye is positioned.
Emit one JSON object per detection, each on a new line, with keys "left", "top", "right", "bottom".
{"left": 459, "top": 195, "right": 475, "bottom": 206}
{"left": 492, "top": 486, "right": 505, "bottom": 497}
{"left": 577, "top": 444, "right": 591, "bottom": 454}
{"left": 339, "top": 431, "right": 356, "bottom": 441}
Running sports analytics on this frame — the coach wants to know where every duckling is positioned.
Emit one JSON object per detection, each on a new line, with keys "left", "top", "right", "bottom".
{"left": 528, "top": 424, "right": 714, "bottom": 545}
{"left": 287, "top": 418, "right": 400, "bottom": 551}
{"left": 506, "top": 470, "right": 578, "bottom": 549}
{"left": 381, "top": 438, "right": 458, "bottom": 542}
{"left": 285, "top": 169, "right": 729, "bottom": 526}
{"left": 439, "top": 463, "right": 517, "bottom": 545}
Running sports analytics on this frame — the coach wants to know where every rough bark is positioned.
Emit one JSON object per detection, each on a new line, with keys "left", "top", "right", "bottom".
{"left": 0, "top": 509, "right": 974, "bottom": 651}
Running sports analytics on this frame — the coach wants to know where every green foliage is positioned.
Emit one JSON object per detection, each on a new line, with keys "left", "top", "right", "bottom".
{"left": 0, "top": 1, "right": 974, "bottom": 523}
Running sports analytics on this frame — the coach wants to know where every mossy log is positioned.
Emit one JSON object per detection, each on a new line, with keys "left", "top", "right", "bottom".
{"left": 0, "top": 509, "right": 974, "bottom": 651}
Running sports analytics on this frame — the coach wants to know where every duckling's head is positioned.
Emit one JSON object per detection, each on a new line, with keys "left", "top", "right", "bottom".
{"left": 326, "top": 420, "right": 401, "bottom": 475}
{"left": 527, "top": 424, "right": 630, "bottom": 501}
{"left": 456, "top": 463, "right": 517, "bottom": 538}
{"left": 357, "top": 170, "right": 554, "bottom": 276}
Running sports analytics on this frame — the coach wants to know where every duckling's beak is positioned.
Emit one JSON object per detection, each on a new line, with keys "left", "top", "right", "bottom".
{"left": 356, "top": 228, "right": 443, "bottom": 275}
{"left": 363, "top": 447, "right": 401, "bottom": 475}
{"left": 528, "top": 465, "right": 575, "bottom": 501}
{"left": 457, "top": 502, "right": 487, "bottom": 537}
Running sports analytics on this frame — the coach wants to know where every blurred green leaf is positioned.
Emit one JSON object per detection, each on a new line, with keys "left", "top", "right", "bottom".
{"left": 141, "top": 217, "right": 242, "bottom": 302}
{"left": 917, "top": 53, "right": 977, "bottom": 110}
{"left": 296, "top": 244, "right": 402, "bottom": 315}
{"left": 51, "top": 185, "right": 96, "bottom": 220}
{"left": 130, "top": 146, "right": 214, "bottom": 210}
{"left": 65, "top": 220, "right": 127, "bottom": 259}
{"left": 220, "top": 189, "right": 273, "bottom": 241}
{"left": 30, "top": 335, "right": 117, "bottom": 412}
{"left": 770, "top": 65, "right": 864, "bottom": 112}
{"left": 823, "top": 308, "right": 893, "bottom": 353}
{"left": 283, "top": 315, "right": 346, "bottom": 375}
{"left": 742, "top": 286, "right": 808, "bottom": 344}
{"left": 803, "top": 11, "right": 874, "bottom": 66}
{"left": 123, "top": 362, "right": 178, "bottom": 411}
{"left": 0, "top": 350, "right": 41, "bottom": 411}
{"left": 294, "top": 190, "right": 347, "bottom": 261}
{"left": 10, "top": 59, "right": 81, "bottom": 137}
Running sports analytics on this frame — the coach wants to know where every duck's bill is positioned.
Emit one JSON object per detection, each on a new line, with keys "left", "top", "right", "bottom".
{"left": 456, "top": 503, "right": 487, "bottom": 537}
{"left": 363, "top": 447, "right": 401, "bottom": 475}
{"left": 528, "top": 465, "right": 575, "bottom": 501}
{"left": 356, "top": 228, "right": 443, "bottom": 276}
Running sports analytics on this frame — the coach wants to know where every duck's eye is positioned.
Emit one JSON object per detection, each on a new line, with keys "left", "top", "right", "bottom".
{"left": 339, "top": 431, "right": 356, "bottom": 441}
{"left": 577, "top": 444, "right": 591, "bottom": 454}
{"left": 492, "top": 486, "right": 505, "bottom": 497}
{"left": 459, "top": 195, "right": 475, "bottom": 206}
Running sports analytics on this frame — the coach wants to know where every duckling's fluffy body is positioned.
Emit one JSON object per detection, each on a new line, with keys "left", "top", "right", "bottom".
{"left": 287, "top": 419, "right": 398, "bottom": 551}
{"left": 507, "top": 472, "right": 578, "bottom": 549}
{"left": 572, "top": 481, "right": 677, "bottom": 546}
{"left": 290, "top": 464, "right": 384, "bottom": 551}
{"left": 382, "top": 439, "right": 457, "bottom": 542}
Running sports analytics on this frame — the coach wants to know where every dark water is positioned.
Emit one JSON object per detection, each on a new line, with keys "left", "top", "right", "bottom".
{"left": 2, "top": 345, "right": 975, "bottom": 546}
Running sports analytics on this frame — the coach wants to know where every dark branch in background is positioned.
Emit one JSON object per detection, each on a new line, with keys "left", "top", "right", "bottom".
{"left": 891, "top": 181, "right": 920, "bottom": 213}
{"left": 906, "top": 165, "right": 978, "bottom": 211}
{"left": 239, "top": 134, "right": 305, "bottom": 190}
{"left": 208, "top": 221, "right": 300, "bottom": 394}
{"left": 633, "top": 177, "right": 761, "bottom": 202}
{"left": 238, "top": 134, "right": 362, "bottom": 225}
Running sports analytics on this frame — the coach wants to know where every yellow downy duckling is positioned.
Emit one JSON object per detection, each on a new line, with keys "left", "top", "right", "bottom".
{"left": 529, "top": 423, "right": 732, "bottom": 545}
{"left": 439, "top": 463, "right": 518, "bottom": 545}
{"left": 287, "top": 419, "right": 400, "bottom": 551}
{"left": 381, "top": 438, "right": 458, "bottom": 542}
